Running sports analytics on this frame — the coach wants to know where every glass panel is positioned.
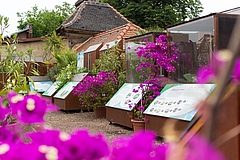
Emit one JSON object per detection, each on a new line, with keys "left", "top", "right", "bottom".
{"left": 167, "top": 16, "right": 214, "bottom": 83}
{"left": 169, "top": 32, "right": 214, "bottom": 83}
{"left": 125, "top": 34, "right": 153, "bottom": 83}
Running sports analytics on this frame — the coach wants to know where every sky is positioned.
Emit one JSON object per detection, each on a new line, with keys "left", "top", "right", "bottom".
{"left": 0, "top": 0, "right": 240, "bottom": 35}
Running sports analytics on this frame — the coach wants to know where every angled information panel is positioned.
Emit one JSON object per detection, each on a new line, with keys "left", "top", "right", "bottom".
{"left": 105, "top": 83, "right": 144, "bottom": 111}
{"left": 53, "top": 82, "right": 79, "bottom": 99}
{"left": 144, "top": 84, "right": 216, "bottom": 121}
{"left": 29, "top": 81, "right": 53, "bottom": 93}
{"left": 42, "top": 81, "right": 61, "bottom": 96}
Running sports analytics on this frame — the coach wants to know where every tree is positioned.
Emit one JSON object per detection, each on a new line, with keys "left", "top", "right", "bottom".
{"left": 0, "top": 15, "right": 9, "bottom": 36}
{"left": 16, "top": 2, "right": 74, "bottom": 38}
{"left": 0, "top": 15, "right": 10, "bottom": 60}
{"left": 101, "top": 0, "right": 203, "bottom": 29}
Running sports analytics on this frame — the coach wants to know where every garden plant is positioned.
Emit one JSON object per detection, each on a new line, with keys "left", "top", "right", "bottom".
{"left": 73, "top": 43, "right": 126, "bottom": 111}
{"left": 128, "top": 34, "right": 179, "bottom": 121}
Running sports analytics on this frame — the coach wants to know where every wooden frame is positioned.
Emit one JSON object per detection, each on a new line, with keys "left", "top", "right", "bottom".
{"left": 106, "top": 107, "right": 133, "bottom": 129}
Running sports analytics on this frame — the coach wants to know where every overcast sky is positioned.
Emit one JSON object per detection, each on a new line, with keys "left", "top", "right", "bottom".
{"left": 0, "top": 0, "right": 240, "bottom": 35}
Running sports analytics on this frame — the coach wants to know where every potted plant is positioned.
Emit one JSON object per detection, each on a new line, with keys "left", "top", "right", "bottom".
{"left": 129, "top": 77, "right": 169, "bottom": 132}
{"left": 73, "top": 71, "right": 118, "bottom": 118}
{"left": 128, "top": 34, "right": 179, "bottom": 132}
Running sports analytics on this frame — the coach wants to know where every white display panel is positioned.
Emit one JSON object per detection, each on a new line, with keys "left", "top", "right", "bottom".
{"left": 29, "top": 81, "right": 53, "bottom": 93}
{"left": 42, "top": 81, "right": 61, "bottom": 96}
{"left": 105, "top": 83, "right": 144, "bottom": 111}
{"left": 53, "top": 82, "right": 79, "bottom": 99}
{"left": 144, "top": 84, "right": 216, "bottom": 121}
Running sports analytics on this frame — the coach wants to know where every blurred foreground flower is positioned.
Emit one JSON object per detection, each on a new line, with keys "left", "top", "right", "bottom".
{"left": 0, "top": 91, "right": 58, "bottom": 125}
{"left": 110, "top": 131, "right": 167, "bottom": 160}
{"left": 167, "top": 133, "right": 225, "bottom": 160}
{"left": 0, "top": 91, "right": 225, "bottom": 160}
{"left": 197, "top": 50, "right": 240, "bottom": 83}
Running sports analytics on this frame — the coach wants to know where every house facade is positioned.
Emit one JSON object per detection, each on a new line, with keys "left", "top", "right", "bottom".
{"left": 57, "top": 0, "right": 132, "bottom": 48}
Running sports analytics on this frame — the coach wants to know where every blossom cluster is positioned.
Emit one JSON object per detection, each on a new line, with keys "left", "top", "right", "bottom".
{"left": 128, "top": 34, "right": 178, "bottom": 120}
{"left": 0, "top": 91, "right": 225, "bottom": 160}
{"left": 129, "top": 77, "right": 169, "bottom": 121}
{"left": 197, "top": 50, "right": 240, "bottom": 83}
{"left": 0, "top": 91, "right": 58, "bottom": 125}
{"left": 0, "top": 127, "right": 109, "bottom": 160}
{"left": 135, "top": 34, "right": 179, "bottom": 75}
{"left": 0, "top": 126, "right": 224, "bottom": 160}
{"left": 73, "top": 71, "right": 118, "bottom": 109}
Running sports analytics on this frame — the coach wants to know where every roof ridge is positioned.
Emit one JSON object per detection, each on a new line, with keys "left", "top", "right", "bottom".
{"left": 94, "top": 22, "right": 141, "bottom": 36}
{"left": 62, "top": 2, "right": 86, "bottom": 28}
{"left": 85, "top": 1, "right": 108, "bottom": 6}
{"left": 93, "top": 23, "right": 131, "bottom": 37}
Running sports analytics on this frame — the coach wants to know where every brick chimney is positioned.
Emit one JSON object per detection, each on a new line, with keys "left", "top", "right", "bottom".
{"left": 75, "top": 0, "right": 99, "bottom": 7}
{"left": 27, "top": 24, "right": 33, "bottom": 38}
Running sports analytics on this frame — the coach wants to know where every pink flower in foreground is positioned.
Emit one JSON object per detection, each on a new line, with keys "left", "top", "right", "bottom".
{"left": 197, "top": 50, "right": 240, "bottom": 84}
{"left": 167, "top": 133, "right": 225, "bottom": 160}
{"left": 110, "top": 131, "right": 167, "bottom": 160}
{"left": 185, "top": 133, "right": 225, "bottom": 160}
{"left": 232, "top": 58, "right": 240, "bottom": 82}
{"left": 196, "top": 66, "right": 215, "bottom": 84}
{"left": 11, "top": 92, "right": 58, "bottom": 124}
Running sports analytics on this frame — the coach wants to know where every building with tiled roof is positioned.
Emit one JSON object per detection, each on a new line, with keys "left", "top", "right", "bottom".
{"left": 73, "top": 23, "right": 141, "bottom": 52}
{"left": 72, "top": 23, "right": 141, "bottom": 70}
{"left": 57, "top": 0, "right": 131, "bottom": 48}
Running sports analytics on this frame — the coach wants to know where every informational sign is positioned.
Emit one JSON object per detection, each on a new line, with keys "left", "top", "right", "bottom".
{"left": 77, "top": 52, "right": 84, "bottom": 68}
{"left": 105, "top": 83, "right": 144, "bottom": 111}
{"left": 71, "top": 73, "right": 88, "bottom": 82}
{"left": 53, "top": 82, "right": 79, "bottom": 99}
{"left": 144, "top": 84, "right": 216, "bottom": 121}
{"left": 29, "top": 81, "right": 53, "bottom": 93}
{"left": 42, "top": 81, "right": 61, "bottom": 97}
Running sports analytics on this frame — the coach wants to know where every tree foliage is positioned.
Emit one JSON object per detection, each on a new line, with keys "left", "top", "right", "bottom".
{"left": 16, "top": 2, "right": 74, "bottom": 38}
{"left": 0, "top": 15, "right": 9, "bottom": 36}
{"left": 101, "top": 0, "right": 203, "bottom": 29}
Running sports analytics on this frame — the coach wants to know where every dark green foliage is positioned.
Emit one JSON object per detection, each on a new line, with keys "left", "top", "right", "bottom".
{"left": 101, "top": 0, "right": 203, "bottom": 29}
{"left": 92, "top": 43, "right": 126, "bottom": 88}
{"left": 16, "top": 2, "right": 74, "bottom": 38}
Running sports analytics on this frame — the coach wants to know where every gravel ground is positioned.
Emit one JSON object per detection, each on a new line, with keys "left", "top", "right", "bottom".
{"left": 44, "top": 110, "right": 134, "bottom": 141}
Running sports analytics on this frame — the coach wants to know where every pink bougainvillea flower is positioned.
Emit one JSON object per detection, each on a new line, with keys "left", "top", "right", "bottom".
{"left": 13, "top": 92, "right": 58, "bottom": 124}
{"left": 166, "top": 133, "right": 225, "bottom": 160}
{"left": 28, "top": 129, "right": 65, "bottom": 147}
{"left": 0, "top": 143, "right": 46, "bottom": 160}
{"left": 196, "top": 66, "right": 215, "bottom": 84}
{"left": 197, "top": 50, "right": 240, "bottom": 84}
{"left": 0, "top": 125, "right": 22, "bottom": 144}
{"left": 7, "top": 91, "right": 21, "bottom": 116}
{"left": 29, "top": 129, "right": 109, "bottom": 160}
{"left": 110, "top": 131, "right": 167, "bottom": 160}
{"left": 58, "top": 129, "right": 109, "bottom": 160}
{"left": 231, "top": 58, "right": 240, "bottom": 82}
{"left": 132, "top": 88, "right": 138, "bottom": 93}
{"left": 185, "top": 133, "right": 225, "bottom": 160}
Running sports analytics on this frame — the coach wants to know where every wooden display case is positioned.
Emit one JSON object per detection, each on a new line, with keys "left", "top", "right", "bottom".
{"left": 144, "top": 114, "right": 189, "bottom": 136}
{"left": 42, "top": 81, "right": 60, "bottom": 103}
{"left": 105, "top": 83, "right": 143, "bottom": 129}
{"left": 106, "top": 107, "right": 133, "bottom": 129}
{"left": 54, "top": 93, "right": 81, "bottom": 111}
{"left": 143, "top": 84, "right": 215, "bottom": 137}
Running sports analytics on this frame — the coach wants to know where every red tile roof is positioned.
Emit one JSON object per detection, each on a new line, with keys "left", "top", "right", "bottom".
{"left": 73, "top": 23, "right": 141, "bottom": 52}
